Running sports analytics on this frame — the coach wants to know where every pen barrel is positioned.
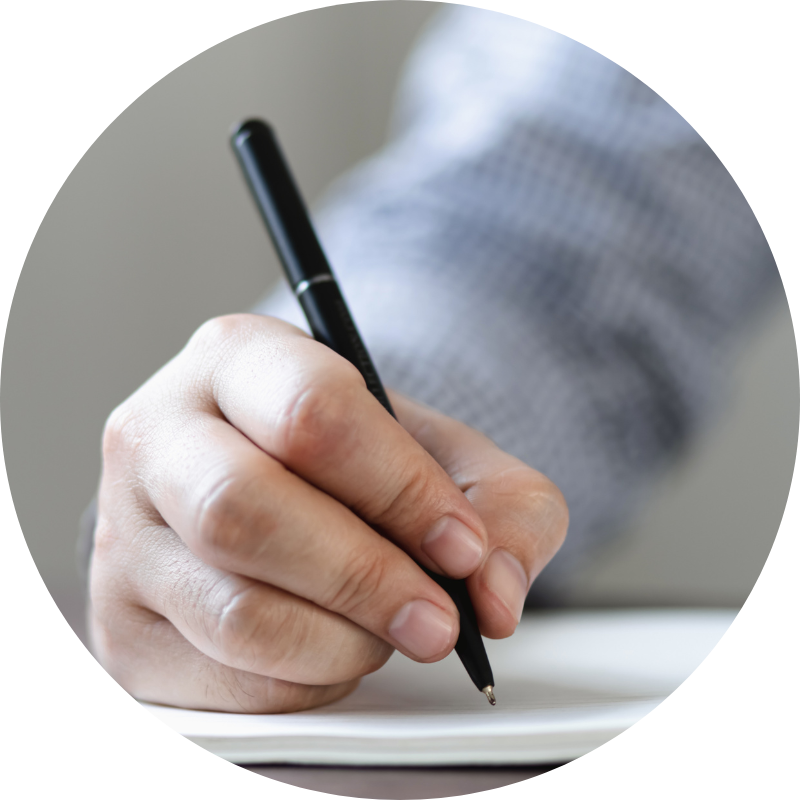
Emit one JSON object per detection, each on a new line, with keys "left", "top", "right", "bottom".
{"left": 425, "top": 568, "right": 495, "bottom": 692}
{"left": 231, "top": 119, "right": 332, "bottom": 287}
{"left": 298, "top": 281, "right": 394, "bottom": 416}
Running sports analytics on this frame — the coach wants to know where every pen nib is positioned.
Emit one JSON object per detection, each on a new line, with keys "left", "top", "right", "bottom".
{"left": 481, "top": 686, "right": 496, "bottom": 706}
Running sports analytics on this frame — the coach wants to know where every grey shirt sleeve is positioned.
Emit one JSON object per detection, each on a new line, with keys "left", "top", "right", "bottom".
{"left": 254, "top": 7, "right": 778, "bottom": 598}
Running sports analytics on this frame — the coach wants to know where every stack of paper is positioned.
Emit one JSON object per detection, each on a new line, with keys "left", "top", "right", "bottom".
{"left": 143, "top": 608, "right": 735, "bottom": 765}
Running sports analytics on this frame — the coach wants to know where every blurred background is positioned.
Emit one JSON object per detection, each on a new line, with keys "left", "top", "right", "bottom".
{"left": 3, "top": 1, "right": 797, "bottom": 646}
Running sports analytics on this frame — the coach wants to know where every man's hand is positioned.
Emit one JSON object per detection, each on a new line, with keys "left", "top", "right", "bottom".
{"left": 89, "top": 314, "right": 567, "bottom": 713}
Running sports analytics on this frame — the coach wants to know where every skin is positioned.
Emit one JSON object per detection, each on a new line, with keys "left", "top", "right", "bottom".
{"left": 89, "top": 314, "right": 568, "bottom": 713}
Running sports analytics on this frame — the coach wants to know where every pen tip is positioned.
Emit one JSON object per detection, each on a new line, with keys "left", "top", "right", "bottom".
{"left": 481, "top": 686, "right": 496, "bottom": 706}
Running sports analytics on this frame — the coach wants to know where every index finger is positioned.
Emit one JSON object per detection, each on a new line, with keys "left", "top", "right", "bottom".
{"left": 193, "top": 314, "right": 491, "bottom": 580}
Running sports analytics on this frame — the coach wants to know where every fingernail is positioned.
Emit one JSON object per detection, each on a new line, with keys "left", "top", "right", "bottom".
{"left": 421, "top": 516, "right": 484, "bottom": 577}
{"left": 484, "top": 549, "right": 528, "bottom": 623}
{"left": 388, "top": 599, "right": 457, "bottom": 660}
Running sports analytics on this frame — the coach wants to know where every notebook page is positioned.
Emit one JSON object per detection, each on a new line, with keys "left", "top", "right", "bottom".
{"left": 142, "top": 609, "right": 735, "bottom": 764}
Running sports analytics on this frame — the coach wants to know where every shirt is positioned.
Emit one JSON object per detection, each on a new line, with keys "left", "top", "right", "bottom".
{"left": 255, "top": 6, "right": 778, "bottom": 600}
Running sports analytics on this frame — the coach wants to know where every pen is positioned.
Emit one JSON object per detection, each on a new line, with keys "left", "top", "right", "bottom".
{"left": 230, "top": 118, "right": 496, "bottom": 706}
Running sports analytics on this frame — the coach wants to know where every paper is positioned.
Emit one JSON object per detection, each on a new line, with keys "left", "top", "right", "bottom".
{"left": 142, "top": 608, "right": 735, "bottom": 765}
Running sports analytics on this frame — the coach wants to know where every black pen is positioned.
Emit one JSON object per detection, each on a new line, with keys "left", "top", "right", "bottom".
{"left": 230, "top": 118, "right": 496, "bottom": 706}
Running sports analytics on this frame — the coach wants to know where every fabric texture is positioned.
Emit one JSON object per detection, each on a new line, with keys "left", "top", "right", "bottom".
{"left": 254, "top": 7, "right": 778, "bottom": 599}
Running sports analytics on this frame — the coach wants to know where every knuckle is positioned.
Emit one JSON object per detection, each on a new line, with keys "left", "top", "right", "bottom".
{"left": 524, "top": 477, "right": 570, "bottom": 552}
{"left": 323, "top": 547, "right": 387, "bottom": 619}
{"left": 213, "top": 670, "right": 274, "bottom": 713}
{"left": 193, "top": 474, "right": 266, "bottom": 566}
{"left": 88, "top": 609, "right": 135, "bottom": 679}
{"left": 543, "top": 480, "right": 570, "bottom": 545}
{"left": 211, "top": 585, "right": 272, "bottom": 672}
{"left": 186, "top": 313, "right": 287, "bottom": 363}
{"left": 87, "top": 568, "right": 141, "bottom": 675}
{"left": 101, "top": 400, "right": 142, "bottom": 466}
{"left": 369, "top": 466, "right": 443, "bottom": 530}
{"left": 279, "top": 370, "right": 363, "bottom": 464}
{"left": 528, "top": 475, "right": 569, "bottom": 547}
{"left": 488, "top": 467, "right": 569, "bottom": 549}
{"left": 359, "top": 638, "right": 395, "bottom": 676}
{"left": 188, "top": 314, "right": 248, "bottom": 352}
{"left": 183, "top": 314, "right": 259, "bottom": 378}
{"left": 90, "top": 515, "right": 117, "bottom": 567}
{"left": 88, "top": 608, "right": 129, "bottom": 688}
{"left": 216, "top": 674, "right": 356, "bottom": 714}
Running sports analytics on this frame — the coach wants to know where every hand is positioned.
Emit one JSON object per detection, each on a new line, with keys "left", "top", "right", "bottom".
{"left": 89, "top": 314, "right": 567, "bottom": 713}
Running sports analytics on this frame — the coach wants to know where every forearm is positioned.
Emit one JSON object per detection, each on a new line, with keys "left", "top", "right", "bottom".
{"left": 256, "top": 6, "right": 778, "bottom": 593}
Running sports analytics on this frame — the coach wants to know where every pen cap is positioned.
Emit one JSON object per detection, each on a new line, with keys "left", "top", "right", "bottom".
{"left": 230, "top": 119, "right": 333, "bottom": 288}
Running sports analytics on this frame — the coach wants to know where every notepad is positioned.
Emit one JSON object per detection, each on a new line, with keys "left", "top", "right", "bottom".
{"left": 142, "top": 608, "right": 735, "bottom": 766}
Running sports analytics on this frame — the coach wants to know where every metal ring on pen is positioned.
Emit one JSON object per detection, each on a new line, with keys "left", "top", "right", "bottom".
{"left": 294, "top": 274, "right": 335, "bottom": 297}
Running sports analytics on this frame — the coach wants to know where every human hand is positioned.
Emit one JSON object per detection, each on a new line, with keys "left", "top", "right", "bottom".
{"left": 89, "top": 314, "right": 567, "bottom": 713}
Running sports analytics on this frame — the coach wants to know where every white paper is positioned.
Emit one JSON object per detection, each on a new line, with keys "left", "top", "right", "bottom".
{"left": 143, "top": 609, "right": 736, "bottom": 765}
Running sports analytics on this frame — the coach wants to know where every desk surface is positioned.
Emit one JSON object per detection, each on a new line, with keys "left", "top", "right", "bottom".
{"left": 243, "top": 764, "right": 557, "bottom": 798}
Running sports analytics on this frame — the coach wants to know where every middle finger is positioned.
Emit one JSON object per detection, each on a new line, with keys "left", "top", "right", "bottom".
{"left": 145, "top": 412, "right": 460, "bottom": 663}
{"left": 200, "top": 316, "right": 489, "bottom": 579}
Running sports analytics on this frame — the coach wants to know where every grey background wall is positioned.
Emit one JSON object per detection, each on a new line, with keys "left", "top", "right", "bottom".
{"left": 2, "top": 2, "right": 796, "bottom": 645}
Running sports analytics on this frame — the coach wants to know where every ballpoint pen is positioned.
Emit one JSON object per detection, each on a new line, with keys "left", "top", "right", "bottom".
{"left": 231, "top": 118, "right": 496, "bottom": 705}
